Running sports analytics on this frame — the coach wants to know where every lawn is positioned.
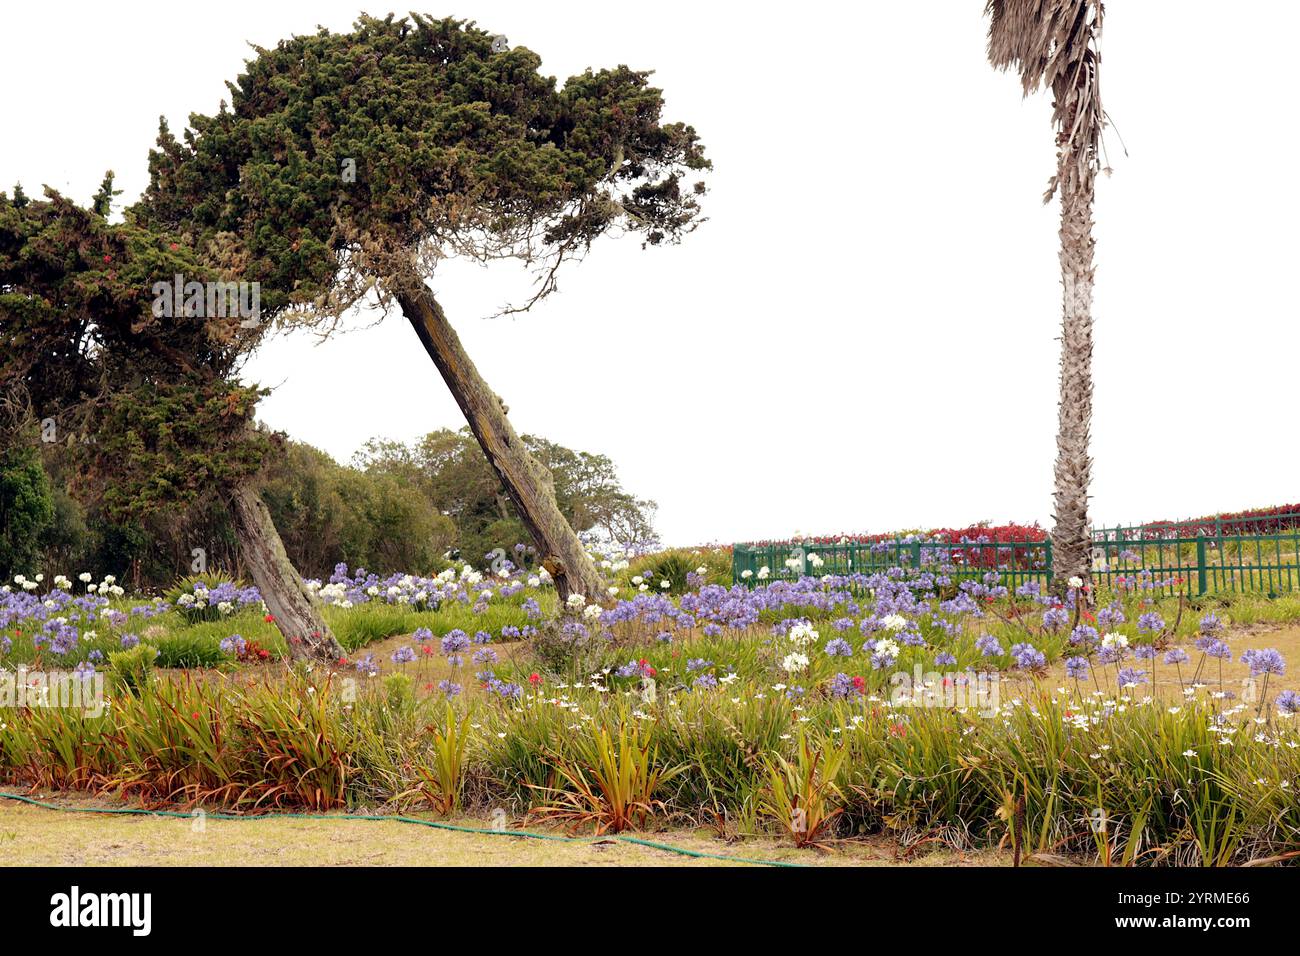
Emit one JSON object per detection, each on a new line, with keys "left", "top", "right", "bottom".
{"left": 0, "top": 795, "right": 1006, "bottom": 867}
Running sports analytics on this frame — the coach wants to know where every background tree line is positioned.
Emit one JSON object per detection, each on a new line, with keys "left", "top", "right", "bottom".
{"left": 0, "top": 427, "right": 656, "bottom": 589}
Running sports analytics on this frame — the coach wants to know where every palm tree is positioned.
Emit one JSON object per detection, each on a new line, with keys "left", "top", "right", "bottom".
{"left": 985, "top": 0, "right": 1107, "bottom": 590}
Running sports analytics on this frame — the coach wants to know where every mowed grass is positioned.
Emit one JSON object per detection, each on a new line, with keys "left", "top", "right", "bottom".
{"left": 0, "top": 797, "right": 1006, "bottom": 867}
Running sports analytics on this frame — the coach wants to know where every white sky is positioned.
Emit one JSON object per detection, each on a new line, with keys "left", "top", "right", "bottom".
{"left": 4, "top": 2, "right": 1298, "bottom": 545}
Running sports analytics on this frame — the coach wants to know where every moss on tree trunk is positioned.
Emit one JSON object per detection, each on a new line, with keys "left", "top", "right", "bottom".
{"left": 392, "top": 273, "right": 607, "bottom": 605}
{"left": 226, "top": 482, "right": 344, "bottom": 662}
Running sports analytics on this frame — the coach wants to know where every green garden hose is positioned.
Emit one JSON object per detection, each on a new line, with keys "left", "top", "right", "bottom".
{"left": 0, "top": 791, "right": 805, "bottom": 868}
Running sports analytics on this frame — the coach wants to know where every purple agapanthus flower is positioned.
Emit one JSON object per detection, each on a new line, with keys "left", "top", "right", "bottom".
{"left": 1137, "top": 612, "right": 1165, "bottom": 634}
{"left": 1241, "top": 648, "right": 1286, "bottom": 677}
{"left": 1042, "top": 607, "right": 1069, "bottom": 632}
{"left": 440, "top": 630, "right": 471, "bottom": 655}
{"left": 824, "top": 637, "right": 853, "bottom": 657}
{"left": 1117, "top": 667, "right": 1149, "bottom": 687}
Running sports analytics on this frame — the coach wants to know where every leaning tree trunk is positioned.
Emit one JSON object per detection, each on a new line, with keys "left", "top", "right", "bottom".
{"left": 390, "top": 271, "right": 607, "bottom": 605}
{"left": 226, "top": 482, "right": 345, "bottom": 662}
{"left": 1050, "top": 167, "right": 1096, "bottom": 590}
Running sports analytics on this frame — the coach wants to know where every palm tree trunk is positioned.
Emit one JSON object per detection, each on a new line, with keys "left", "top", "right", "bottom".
{"left": 226, "top": 482, "right": 344, "bottom": 662}
{"left": 1051, "top": 169, "right": 1095, "bottom": 589}
{"left": 391, "top": 272, "right": 606, "bottom": 605}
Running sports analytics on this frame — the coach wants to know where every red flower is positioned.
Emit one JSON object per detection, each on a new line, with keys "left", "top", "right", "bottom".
{"left": 646, "top": 666, "right": 657, "bottom": 677}
{"left": 191, "top": 712, "right": 200, "bottom": 720}
{"left": 103, "top": 254, "right": 112, "bottom": 262}
{"left": 264, "top": 614, "right": 275, "bottom": 623}
{"left": 851, "top": 676, "right": 865, "bottom": 691}
{"left": 338, "top": 658, "right": 349, "bottom": 667}
{"left": 889, "top": 722, "right": 907, "bottom": 738}
{"left": 168, "top": 242, "right": 178, "bottom": 250}
{"left": 528, "top": 672, "right": 541, "bottom": 687}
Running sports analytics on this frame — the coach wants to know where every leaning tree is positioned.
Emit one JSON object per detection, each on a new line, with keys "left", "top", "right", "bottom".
{"left": 985, "top": 0, "right": 1107, "bottom": 589}
{"left": 0, "top": 183, "right": 345, "bottom": 661}
{"left": 135, "top": 13, "right": 709, "bottom": 604}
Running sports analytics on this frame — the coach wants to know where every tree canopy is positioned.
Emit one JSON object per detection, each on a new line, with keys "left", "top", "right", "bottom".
{"left": 136, "top": 12, "right": 710, "bottom": 320}
{"left": 0, "top": 186, "right": 270, "bottom": 525}
{"left": 356, "top": 428, "right": 657, "bottom": 563}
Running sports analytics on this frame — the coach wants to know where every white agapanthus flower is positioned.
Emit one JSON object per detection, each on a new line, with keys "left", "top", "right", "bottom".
{"left": 788, "top": 622, "right": 820, "bottom": 647}
{"left": 565, "top": 593, "right": 586, "bottom": 609}
{"left": 78, "top": 572, "right": 93, "bottom": 583}
{"left": 880, "top": 614, "right": 908, "bottom": 632}
{"left": 1101, "top": 632, "right": 1128, "bottom": 649}
{"left": 1068, "top": 576, "right": 1084, "bottom": 589}
{"left": 741, "top": 569, "right": 754, "bottom": 579}
{"left": 781, "top": 652, "right": 810, "bottom": 674}
{"left": 757, "top": 566, "right": 770, "bottom": 580}
{"left": 873, "top": 638, "right": 901, "bottom": 658}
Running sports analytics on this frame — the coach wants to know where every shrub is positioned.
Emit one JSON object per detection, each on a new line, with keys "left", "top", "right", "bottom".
{"left": 107, "top": 642, "right": 157, "bottom": 691}
{"left": 163, "top": 571, "right": 254, "bottom": 624}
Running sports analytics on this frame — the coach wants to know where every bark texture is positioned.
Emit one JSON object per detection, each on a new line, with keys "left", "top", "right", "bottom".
{"left": 1051, "top": 171, "right": 1095, "bottom": 588}
{"left": 986, "top": 1, "right": 1106, "bottom": 591}
{"left": 226, "top": 482, "right": 344, "bottom": 661}
{"left": 392, "top": 273, "right": 607, "bottom": 604}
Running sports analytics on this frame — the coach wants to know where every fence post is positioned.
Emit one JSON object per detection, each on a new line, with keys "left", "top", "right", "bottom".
{"left": 911, "top": 540, "right": 922, "bottom": 569}
{"left": 1196, "top": 536, "right": 1207, "bottom": 595}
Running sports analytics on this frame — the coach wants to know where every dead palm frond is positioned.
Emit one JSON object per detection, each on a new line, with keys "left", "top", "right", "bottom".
{"left": 985, "top": 0, "right": 1107, "bottom": 202}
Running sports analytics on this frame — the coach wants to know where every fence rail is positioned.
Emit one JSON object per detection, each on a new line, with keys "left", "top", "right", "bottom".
{"left": 731, "top": 528, "right": 1300, "bottom": 596}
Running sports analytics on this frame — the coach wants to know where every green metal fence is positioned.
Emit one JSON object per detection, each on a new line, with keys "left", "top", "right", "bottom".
{"left": 731, "top": 521, "right": 1300, "bottom": 597}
